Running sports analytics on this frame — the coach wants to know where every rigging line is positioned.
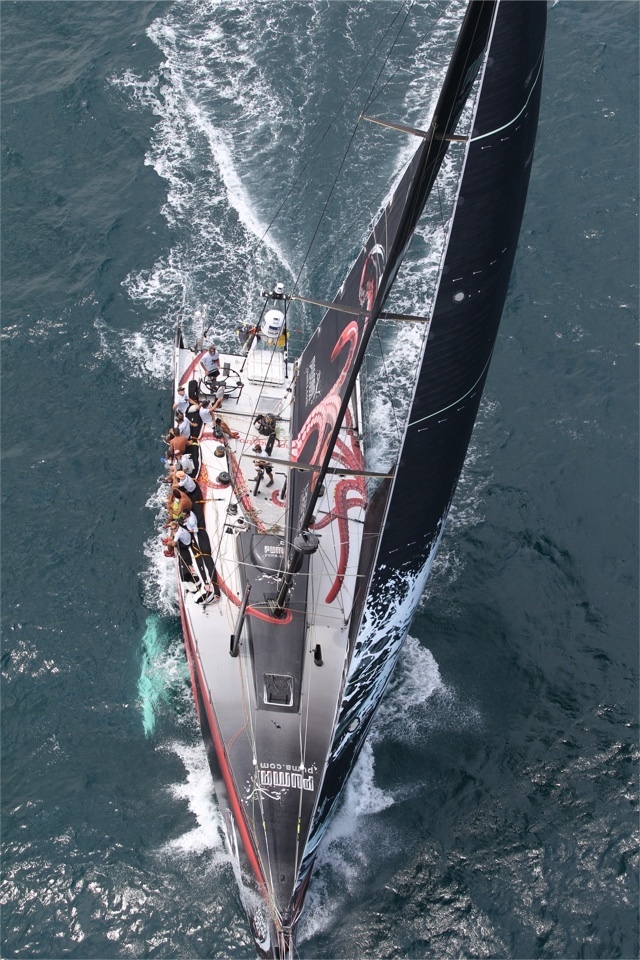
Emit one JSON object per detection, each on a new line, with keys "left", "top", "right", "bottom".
{"left": 290, "top": 111, "right": 456, "bottom": 305}
{"left": 205, "top": 683, "right": 267, "bottom": 917}
{"left": 239, "top": 664, "right": 260, "bottom": 800}
{"left": 408, "top": 348, "right": 494, "bottom": 428}
{"left": 315, "top": 539, "right": 348, "bottom": 622}
{"left": 243, "top": 670, "right": 280, "bottom": 928}
{"left": 293, "top": 135, "right": 442, "bottom": 324}
{"left": 324, "top": 507, "right": 348, "bottom": 622}
{"left": 360, "top": 1, "right": 416, "bottom": 117}
{"left": 242, "top": 339, "right": 289, "bottom": 452}
{"left": 207, "top": 642, "right": 260, "bottom": 875}
{"left": 286, "top": 6, "right": 460, "bottom": 298}
{"left": 293, "top": 570, "right": 320, "bottom": 884}
{"left": 245, "top": 1, "right": 414, "bottom": 265}
{"left": 292, "top": 683, "right": 309, "bottom": 886}
{"left": 291, "top": 127, "right": 360, "bottom": 295}
{"left": 435, "top": 177, "right": 446, "bottom": 231}
{"left": 364, "top": 0, "right": 458, "bottom": 114}
{"left": 291, "top": 2, "right": 420, "bottom": 296}
{"left": 236, "top": 636, "right": 258, "bottom": 763}
{"left": 292, "top": 148, "right": 414, "bottom": 288}
{"left": 468, "top": 50, "right": 544, "bottom": 142}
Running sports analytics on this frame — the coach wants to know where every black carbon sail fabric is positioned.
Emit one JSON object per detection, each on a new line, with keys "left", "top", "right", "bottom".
{"left": 296, "top": 0, "right": 547, "bottom": 899}
{"left": 287, "top": 1, "right": 497, "bottom": 542}
{"left": 372, "top": 0, "right": 546, "bottom": 578}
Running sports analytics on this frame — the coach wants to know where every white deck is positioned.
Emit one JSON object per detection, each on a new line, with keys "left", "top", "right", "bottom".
{"left": 171, "top": 338, "right": 366, "bottom": 885}
{"left": 173, "top": 342, "right": 365, "bottom": 652}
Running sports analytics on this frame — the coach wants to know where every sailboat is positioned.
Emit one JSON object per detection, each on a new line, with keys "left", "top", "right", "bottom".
{"left": 164, "top": 1, "right": 546, "bottom": 955}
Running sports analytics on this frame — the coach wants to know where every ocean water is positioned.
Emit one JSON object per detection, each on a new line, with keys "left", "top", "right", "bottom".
{"left": 1, "top": 2, "right": 638, "bottom": 959}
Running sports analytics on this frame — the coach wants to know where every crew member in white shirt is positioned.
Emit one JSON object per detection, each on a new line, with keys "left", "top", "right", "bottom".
{"left": 173, "top": 384, "right": 190, "bottom": 415}
{"left": 176, "top": 451, "right": 195, "bottom": 475}
{"left": 211, "top": 383, "right": 225, "bottom": 412}
{"left": 200, "top": 345, "right": 220, "bottom": 379}
{"left": 198, "top": 399, "right": 214, "bottom": 429}
{"left": 182, "top": 507, "right": 199, "bottom": 542}
{"left": 165, "top": 521, "right": 195, "bottom": 581}
{"left": 193, "top": 397, "right": 226, "bottom": 435}
{"left": 175, "top": 469, "right": 197, "bottom": 496}
{"left": 176, "top": 412, "right": 192, "bottom": 439}
{"left": 165, "top": 410, "right": 193, "bottom": 443}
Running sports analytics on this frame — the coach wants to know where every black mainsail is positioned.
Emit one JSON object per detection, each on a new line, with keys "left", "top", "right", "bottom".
{"left": 284, "top": 2, "right": 498, "bottom": 567}
{"left": 165, "top": 1, "right": 546, "bottom": 956}
{"left": 292, "top": 0, "right": 546, "bottom": 905}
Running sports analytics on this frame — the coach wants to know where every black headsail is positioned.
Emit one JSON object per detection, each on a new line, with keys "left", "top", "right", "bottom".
{"left": 280, "top": 0, "right": 497, "bottom": 610}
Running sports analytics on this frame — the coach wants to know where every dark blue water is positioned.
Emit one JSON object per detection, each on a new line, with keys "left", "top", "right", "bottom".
{"left": 2, "top": 2, "right": 638, "bottom": 958}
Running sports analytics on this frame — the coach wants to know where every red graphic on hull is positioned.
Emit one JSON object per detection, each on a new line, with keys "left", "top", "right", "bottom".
{"left": 199, "top": 452, "right": 293, "bottom": 625}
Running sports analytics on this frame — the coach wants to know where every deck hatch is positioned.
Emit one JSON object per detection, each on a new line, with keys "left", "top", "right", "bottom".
{"left": 264, "top": 674, "right": 293, "bottom": 707}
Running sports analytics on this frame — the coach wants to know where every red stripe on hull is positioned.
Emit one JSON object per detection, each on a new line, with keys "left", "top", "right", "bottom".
{"left": 176, "top": 589, "right": 268, "bottom": 898}
{"left": 177, "top": 595, "right": 202, "bottom": 727}
{"left": 179, "top": 351, "right": 206, "bottom": 387}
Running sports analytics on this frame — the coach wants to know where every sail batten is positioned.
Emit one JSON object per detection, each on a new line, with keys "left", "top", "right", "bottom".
{"left": 289, "top": 294, "right": 366, "bottom": 317}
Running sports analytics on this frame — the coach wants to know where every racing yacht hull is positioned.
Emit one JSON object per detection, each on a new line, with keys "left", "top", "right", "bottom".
{"left": 161, "top": 1, "right": 546, "bottom": 955}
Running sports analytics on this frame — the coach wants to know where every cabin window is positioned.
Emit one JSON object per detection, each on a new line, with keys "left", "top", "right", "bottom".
{"left": 264, "top": 674, "right": 293, "bottom": 707}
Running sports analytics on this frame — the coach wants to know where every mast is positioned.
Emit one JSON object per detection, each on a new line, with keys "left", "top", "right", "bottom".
{"left": 275, "top": 0, "right": 497, "bottom": 613}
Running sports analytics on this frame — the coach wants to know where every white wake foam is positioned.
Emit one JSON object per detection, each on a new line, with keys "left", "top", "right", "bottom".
{"left": 300, "top": 633, "right": 480, "bottom": 941}
{"left": 159, "top": 741, "right": 227, "bottom": 858}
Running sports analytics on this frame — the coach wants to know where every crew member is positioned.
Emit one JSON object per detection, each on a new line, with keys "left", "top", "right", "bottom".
{"left": 166, "top": 433, "right": 189, "bottom": 462}
{"left": 167, "top": 488, "right": 192, "bottom": 521}
{"left": 192, "top": 398, "right": 214, "bottom": 436}
{"left": 213, "top": 417, "right": 239, "bottom": 440}
{"left": 174, "top": 469, "right": 197, "bottom": 496}
{"left": 253, "top": 444, "right": 274, "bottom": 487}
{"left": 211, "top": 382, "right": 225, "bottom": 413}
{"left": 254, "top": 413, "right": 277, "bottom": 455}
{"left": 200, "top": 345, "right": 220, "bottom": 379}
{"left": 163, "top": 521, "right": 195, "bottom": 581}
{"left": 173, "top": 385, "right": 190, "bottom": 415}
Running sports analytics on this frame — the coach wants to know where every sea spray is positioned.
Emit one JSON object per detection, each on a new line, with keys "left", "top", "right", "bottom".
{"left": 137, "top": 614, "right": 188, "bottom": 736}
{"left": 159, "top": 741, "right": 228, "bottom": 857}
